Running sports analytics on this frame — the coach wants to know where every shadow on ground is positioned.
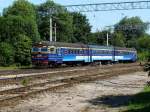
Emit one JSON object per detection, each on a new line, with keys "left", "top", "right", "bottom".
{"left": 123, "top": 90, "right": 150, "bottom": 112}
{"left": 88, "top": 89, "right": 150, "bottom": 112}
{"left": 88, "top": 94, "right": 131, "bottom": 108}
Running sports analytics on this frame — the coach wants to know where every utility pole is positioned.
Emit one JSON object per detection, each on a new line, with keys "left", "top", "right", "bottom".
{"left": 50, "top": 16, "right": 53, "bottom": 42}
{"left": 54, "top": 23, "right": 57, "bottom": 42}
{"left": 106, "top": 32, "right": 109, "bottom": 46}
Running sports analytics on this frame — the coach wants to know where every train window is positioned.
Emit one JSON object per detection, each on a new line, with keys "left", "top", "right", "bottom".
{"left": 64, "top": 50, "right": 68, "bottom": 54}
{"left": 48, "top": 46, "right": 56, "bottom": 54}
{"left": 75, "top": 49, "right": 78, "bottom": 54}
{"left": 107, "top": 51, "right": 110, "bottom": 54}
{"left": 99, "top": 50, "right": 102, "bottom": 54}
{"left": 77, "top": 50, "right": 80, "bottom": 54}
{"left": 118, "top": 51, "right": 122, "bottom": 55}
{"left": 95, "top": 50, "right": 97, "bottom": 54}
{"left": 71, "top": 49, "right": 73, "bottom": 54}
{"left": 68, "top": 49, "right": 73, "bottom": 54}
{"left": 32, "top": 47, "right": 39, "bottom": 52}
{"left": 72, "top": 50, "right": 74, "bottom": 54}
{"left": 103, "top": 50, "right": 106, "bottom": 54}
{"left": 50, "top": 48, "right": 54, "bottom": 52}
{"left": 82, "top": 50, "right": 85, "bottom": 54}
{"left": 84, "top": 50, "right": 87, "bottom": 54}
{"left": 115, "top": 51, "right": 118, "bottom": 55}
{"left": 73, "top": 49, "right": 76, "bottom": 54}
{"left": 68, "top": 50, "right": 70, "bottom": 54}
{"left": 41, "top": 48, "right": 48, "bottom": 52}
{"left": 72, "top": 49, "right": 74, "bottom": 54}
{"left": 79, "top": 50, "right": 83, "bottom": 54}
{"left": 124, "top": 52, "right": 129, "bottom": 55}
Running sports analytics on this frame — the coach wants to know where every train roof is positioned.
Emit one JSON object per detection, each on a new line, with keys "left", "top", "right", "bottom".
{"left": 33, "top": 41, "right": 136, "bottom": 51}
{"left": 115, "top": 47, "right": 136, "bottom": 51}
{"left": 33, "top": 41, "right": 88, "bottom": 48}
{"left": 89, "top": 45, "right": 113, "bottom": 49}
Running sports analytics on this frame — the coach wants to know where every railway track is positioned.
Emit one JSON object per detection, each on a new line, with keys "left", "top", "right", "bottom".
{"left": 0, "top": 63, "right": 140, "bottom": 76}
{"left": 0, "top": 64, "right": 142, "bottom": 107}
{"left": 0, "top": 63, "right": 140, "bottom": 81}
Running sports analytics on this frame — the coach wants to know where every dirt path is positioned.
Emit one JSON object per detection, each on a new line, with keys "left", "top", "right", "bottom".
{"left": 0, "top": 72, "right": 148, "bottom": 112}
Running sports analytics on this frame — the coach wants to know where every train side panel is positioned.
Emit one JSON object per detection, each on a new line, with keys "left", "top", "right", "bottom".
{"left": 89, "top": 45, "right": 113, "bottom": 62}
{"left": 114, "top": 47, "right": 137, "bottom": 62}
{"left": 60, "top": 47, "right": 92, "bottom": 63}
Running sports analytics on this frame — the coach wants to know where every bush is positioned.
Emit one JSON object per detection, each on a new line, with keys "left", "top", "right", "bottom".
{"left": 0, "top": 42, "right": 14, "bottom": 66}
{"left": 138, "top": 51, "right": 150, "bottom": 61}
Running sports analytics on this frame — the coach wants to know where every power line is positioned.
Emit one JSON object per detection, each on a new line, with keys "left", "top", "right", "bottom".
{"left": 50, "top": 1, "right": 150, "bottom": 13}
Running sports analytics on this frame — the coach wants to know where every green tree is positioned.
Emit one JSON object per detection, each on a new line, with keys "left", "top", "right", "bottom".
{"left": 0, "top": 15, "right": 40, "bottom": 42}
{"left": 114, "top": 16, "right": 149, "bottom": 47}
{"left": 14, "top": 34, "right": 32, "bottom": 66}
{"left": 136, "top": 35, "right": 150, "bottom": 61}
{"left": 71, "top": 12, "right": 91, "bottom": 43}
{"left": 89, "top": 30, "right": 111, "bottom": 46}
{"left": 111, "top": 32, "right": 125, "bottom": 47}
{"left": 137, "top": 35, "right": 150, "bottom": 51}
{"left": 3, "top": 0, "right": 40, "bottom": 41}
{"left": 3, "top": 0, "right": 36, "bottom": 19}
{"left": 0, "top": 42, "right": 14, "bottom": 66}
{"left": 37, "top": 0, "right": 73, "bottom": 42}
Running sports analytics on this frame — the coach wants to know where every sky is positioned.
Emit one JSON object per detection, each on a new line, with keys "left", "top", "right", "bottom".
{"left": 0, "top": 0, "right": 150, "bottom": 33}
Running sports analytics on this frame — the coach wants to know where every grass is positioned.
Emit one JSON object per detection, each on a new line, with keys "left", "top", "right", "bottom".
{"left": 124, "top": 86, "right": 150, "bottom": 112}
{"left": 0, "top": 65, "right": 32, "bottom": 70}
{"left": 21, "top": 78, "right": 32, "bottom": 86}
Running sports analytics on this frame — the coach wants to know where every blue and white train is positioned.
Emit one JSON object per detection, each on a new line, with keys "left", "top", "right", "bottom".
{"left": 31, "top": 41, "right": 137, "bottom": 66}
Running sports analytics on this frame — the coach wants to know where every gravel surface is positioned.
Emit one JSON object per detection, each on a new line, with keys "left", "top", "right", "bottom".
{"left": 0, "top": 71, "right": 148, "bottom": 112}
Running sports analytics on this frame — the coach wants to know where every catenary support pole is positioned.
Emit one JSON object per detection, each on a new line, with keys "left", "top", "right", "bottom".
{"left": 54, "top": 23, "right": 57, "bottom": 42}
{"left": 107, "top": 32, "right": 109, "bottom": 46}
{"left": 50, "top": 17, "right": 53, "bottom": 42}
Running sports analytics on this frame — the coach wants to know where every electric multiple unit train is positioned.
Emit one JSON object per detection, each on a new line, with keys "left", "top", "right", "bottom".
{"left": 31, "top": 41, "right": 137, "bottom": 67}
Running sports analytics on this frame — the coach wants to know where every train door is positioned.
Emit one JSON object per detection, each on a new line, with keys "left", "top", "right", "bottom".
{"left": 56, "top": 47, "right": 63, "bottom": 63}
{"left": 87, "top": 46, "right": 92, "bottom": 63}
{"left": 112, "top": 47, "right": 116, "bottom": 62}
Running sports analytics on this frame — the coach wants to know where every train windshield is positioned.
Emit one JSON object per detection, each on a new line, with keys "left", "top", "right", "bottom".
{"left": 32, "top": 47, "right": 39, "bottom": 52}
{"left": 41, "top": 48, "right": 48, "bottom": 52}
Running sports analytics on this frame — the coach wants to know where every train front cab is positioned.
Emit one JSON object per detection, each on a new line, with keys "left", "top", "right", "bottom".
{"left": 31, "top": 47, "right": 49, "bottom": 66}
{"left": 32, "top": 45, "right": 63, "bottom": 67}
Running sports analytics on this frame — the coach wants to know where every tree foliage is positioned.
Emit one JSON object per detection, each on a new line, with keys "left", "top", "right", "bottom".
{"left": 0, "top": 15, "right": 40, "bottom": 42}
{"left": 71, "top": 12, "right": 91, "bottom": 43}
{"left": 111, "top": 32, "right": 125, "bottom": 47}
{"left": 37, "top": 0, "right": 73, "bottom": 42}
{"left": 0, "top": 42, "right": 14, "bottom": 66}
{"left": 14, "top": 34, "right": 32, "bottom": 66}
{"left": 114, "top": 16, "right": 149, "bottom": 47}
{"left": 0, "top": 0, "right": 40, "bottom": 66}
{"left": 3, "top": 0, "right": 40, "bottom": 41}
{"left": 115, "top": 17, "right": 148, "bottom": 39}
{"left": 89, "top": 30, "right": 108, "bottom": 45}
{"left": 3, "top": 0, "right": 36, "bottom": 20}
{"left": 137, "top": 35, "right": 150, "bottom": 51}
